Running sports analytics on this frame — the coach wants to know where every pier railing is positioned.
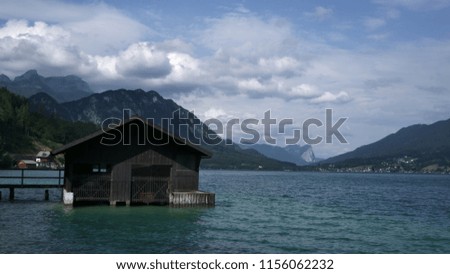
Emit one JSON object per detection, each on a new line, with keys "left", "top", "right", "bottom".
{"left": 0, "top": 169, "right": 64, "bottom": 201}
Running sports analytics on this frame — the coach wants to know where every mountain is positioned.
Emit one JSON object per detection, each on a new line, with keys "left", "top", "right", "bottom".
{"left": 202, "top": 143, "right": 298, "bottom": 170}
{"left": 28, "top": 92, "right": 73, "bottom": 119}
{"left": 28, "top": 88, "right": 298, "bottom": 170}
{"left": 31, "top": 88, "right": 209, "bottom": 143}
{"left": 0, "top": 74, "right": 11, "bottom": 84}
{"left": 0, "top": 70, "right": 93, "bottom": 102}
{"left": 240, "top": 143, "right": 316, "bottom": 166}
{"left": 323, "top": 118, "right": 450, "bottom": 171}
{"left": 62, "top": 89, "right": 184, "bottom": 124}
{"left": 285, "top": 144, "right": 316, "bottom": 164}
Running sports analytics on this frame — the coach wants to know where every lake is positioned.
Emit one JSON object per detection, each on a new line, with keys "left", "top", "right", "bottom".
{"left": 0, "top": 170, "right": 449, "bottom": 253}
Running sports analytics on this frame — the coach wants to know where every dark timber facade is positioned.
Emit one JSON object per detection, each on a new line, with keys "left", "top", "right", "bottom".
{"left": 52, "top": 118, "right": 214, "bottom": 206}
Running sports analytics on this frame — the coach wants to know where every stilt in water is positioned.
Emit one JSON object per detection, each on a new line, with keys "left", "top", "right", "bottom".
{"left": 9, "top": 187, "right": 14, "bottom": 201}
{"left": 44, "top": 190, "right": 49, "bottom": 201}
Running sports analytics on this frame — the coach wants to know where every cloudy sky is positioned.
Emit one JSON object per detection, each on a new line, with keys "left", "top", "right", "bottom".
{"left": 1, "top": 0, "right": 450, "bottom": 158}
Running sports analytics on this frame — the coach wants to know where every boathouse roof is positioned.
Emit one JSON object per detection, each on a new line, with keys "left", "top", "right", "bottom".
{"left": 51, "top": 116, "right": 212, "bottom": 158}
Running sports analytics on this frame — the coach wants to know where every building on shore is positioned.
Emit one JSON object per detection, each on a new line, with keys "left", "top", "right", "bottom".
{"left": 35, "top": 151, "right": 56, "bottom": 169}
{"left": 17, "top": 159, "right": 37, "bottom": 169}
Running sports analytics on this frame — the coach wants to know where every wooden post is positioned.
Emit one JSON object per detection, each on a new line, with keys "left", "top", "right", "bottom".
{"left": 21, "top": 169, "right": 24, "bottom": 185}
{"left": 0, "top": 190, "right": 2, "bottom": 201}
{"left": 44, "top": 190, "right": 49, "bottom": 201}
{"left": 9, "top": 187, "right": 14, "bottom": 201}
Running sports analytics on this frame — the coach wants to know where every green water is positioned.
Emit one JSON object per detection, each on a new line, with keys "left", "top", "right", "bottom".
{"left": 0, "top": 170, "right": 449, "bottom": 253}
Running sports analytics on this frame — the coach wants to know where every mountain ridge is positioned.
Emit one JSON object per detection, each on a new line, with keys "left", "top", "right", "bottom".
{"left": 322, "top": 118, "right": 450, "bottom": 172}
{"left": 240, "top": 143, "right": 316, "bottom": 166}
{"left": 27, "top": 88, "right": 298, "bottom": 170}
{"left": 0, "top": 70, "right": 93, "bottom": 102}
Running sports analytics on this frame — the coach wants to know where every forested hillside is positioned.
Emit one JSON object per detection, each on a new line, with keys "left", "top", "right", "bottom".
{"left": 0, "top": 88, "right": 98, "bottom": 167}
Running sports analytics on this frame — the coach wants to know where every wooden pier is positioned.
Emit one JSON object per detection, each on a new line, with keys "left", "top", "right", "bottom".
{"left": 170, "top": 191, "right": 215, "bottom": 206}
{"left": 0, "top": 169, "right": 64, "bottom": 201}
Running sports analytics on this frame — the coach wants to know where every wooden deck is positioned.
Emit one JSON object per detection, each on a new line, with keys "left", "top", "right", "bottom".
{"left": 170, "top": 191, "right": 215, "bottom": 206}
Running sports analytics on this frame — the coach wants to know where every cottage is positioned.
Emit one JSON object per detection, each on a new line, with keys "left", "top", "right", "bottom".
{"left": 17, "top": 160, "right": 37, "bottom": 169}
{"left": 36, "top": 151, "right": 55, "bottom": 168}
{"left": 52, "top": 117, "right": 214, "bottom": 206}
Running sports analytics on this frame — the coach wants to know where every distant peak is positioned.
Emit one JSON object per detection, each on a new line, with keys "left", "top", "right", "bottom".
{"left": 0, "top": 74, "right": 11, "bottom": 83}
{"left": 24, "top": 69, "right": 39, "bottom": 76}
{"left": 15, "top": 69, "right": 42, "bottom": 81}
{"left": 30, "top": 91, "right": 56, "bottom": 99}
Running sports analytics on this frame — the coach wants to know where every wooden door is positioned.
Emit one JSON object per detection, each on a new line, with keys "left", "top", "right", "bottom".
{"left": 131, "top": 165, "right": 171, "bottom": 204}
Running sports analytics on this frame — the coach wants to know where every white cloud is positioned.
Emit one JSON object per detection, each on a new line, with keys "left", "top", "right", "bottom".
{"left": 65, "top": 12, "right": 152, "bottom": 55}
{"left": 0, "top": 13, "right": 315, "bottom": 102}
{"left": 92, "top": 55, "right": 117, "bottom": 79}
{"left": 0, "top": 18, "right": 201, "bottom": 91}
{"left": 115, "top": 42, "right": 172, "bottom": 79}
{"left": 0, "top": 20, "right": 67, "bottom": 40}
{"left": 0, "top": 20, "right": 86, "bottom": 76}
{"left": 287, "top": 84, "right": 322, "bottom": 99}
{"left": 373, "top": 0, "right": 450, "bottom": 10}
{"left": 157, "top": 39, "right": 194, "bottom": 54}
{"left": 364, "top": 17, "right": 386, "bottom": 30}
{"left": 204, "top": 108, "right": 227, "bottom": 119}
{"left": 0, "top": 0, "right": 153, "bottom": 54}
{"left": 361, "top": 6, "right": 402, "bottom": 33}
{"left": 385, "top": 9, "right": 401, "bottom": 19}
{"left": 310, "top": 91, "right": 351, "bottom": 104}
{"left": 166, "top": 52, "right": 203, "bottom": 82}
{"left": 200, "top": 13, "right": 295, "bottom": 58}
{"left": 0, "top": 0, "right": 94, "bottom": 22}
{"left": 304, "top": 6, "right": 333, "bottom": 21}
{"left": 367, "top": 33, "right": 390, "bottom": 40}
{"left": 237, "top": 78, "right": 266, "bottom": 92}
{"left": 258, "top": 57, "right": 300, "bottom": 75}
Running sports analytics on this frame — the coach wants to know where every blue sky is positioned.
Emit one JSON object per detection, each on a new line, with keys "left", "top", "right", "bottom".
{"left": 1, "top": 0, "right": 450, "bottom": 157}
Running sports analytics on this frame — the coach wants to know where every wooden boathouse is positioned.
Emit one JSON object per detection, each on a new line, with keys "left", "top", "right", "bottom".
{"left": 51, "top": 117, "right": 214, "bottom": 206}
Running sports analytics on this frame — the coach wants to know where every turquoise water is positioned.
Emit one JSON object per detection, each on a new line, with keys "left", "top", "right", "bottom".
{"left": 0, "top": 170, "right": 449, "bottom": 253}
